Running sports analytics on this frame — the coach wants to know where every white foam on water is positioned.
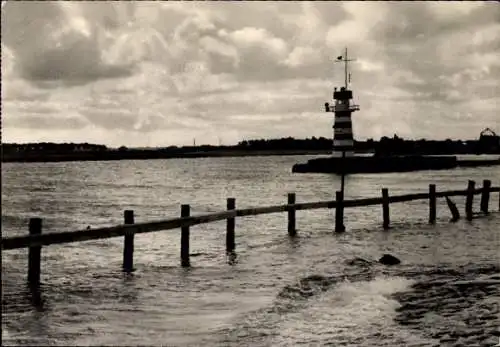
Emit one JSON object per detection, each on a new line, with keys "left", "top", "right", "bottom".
{"left": 1, "top": 324, "right": 22, "bottom": 347}
{"left": 272, "top": 275, "right": 438, "bottom": 346}
{"left": 2, "top": 325, "right": 10, "bottom": 339}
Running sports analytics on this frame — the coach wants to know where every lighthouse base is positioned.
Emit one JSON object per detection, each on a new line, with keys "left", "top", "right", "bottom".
{"left": 291, "top": 155, "right": 500, "bottom": 175}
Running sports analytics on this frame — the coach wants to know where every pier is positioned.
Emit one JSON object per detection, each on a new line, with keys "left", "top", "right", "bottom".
{"left": 292, "top": 155, "right": 500, "bottom": 174}
{"left": 2, "top": 179, "right": 499, "bottom": 288}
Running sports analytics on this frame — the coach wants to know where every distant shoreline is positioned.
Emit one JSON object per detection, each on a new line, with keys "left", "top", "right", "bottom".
{"left": 3, "top": 149, "right": 500, "bottom": 164}
{"left": 2, "top": 134, "right": 499, "bottom": 163}
{"left": 1, "top": 149, "right": 338, "bottom": 163}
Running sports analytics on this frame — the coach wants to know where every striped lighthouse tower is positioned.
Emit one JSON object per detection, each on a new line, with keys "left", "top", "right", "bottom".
{"left": 324, "top": 48, "right": 360, "bottom": 158}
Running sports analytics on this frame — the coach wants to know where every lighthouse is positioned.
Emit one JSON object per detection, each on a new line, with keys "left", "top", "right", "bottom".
{"left": 324, "top": 48, "right": 360, "bottom": 158}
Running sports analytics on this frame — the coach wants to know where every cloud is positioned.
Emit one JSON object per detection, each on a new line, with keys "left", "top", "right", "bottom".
{"left": 1, "top": 1, "right": 499, "bottom": 146}
{"left": 1, "top": 1, "right": 138, "bottom": 85}
{"left": 3, "top": 113, "right": 89, "bottom": 131}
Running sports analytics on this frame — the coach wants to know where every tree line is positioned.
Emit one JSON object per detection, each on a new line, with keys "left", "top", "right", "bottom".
{"left": 2, "top": 133, "right": 499, "bottom": 160}
{"left": 235, "top": 134, "right": 500, "bottom": 154}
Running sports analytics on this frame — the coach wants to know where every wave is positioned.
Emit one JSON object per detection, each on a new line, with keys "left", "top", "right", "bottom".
{"left": 207, "top": 260, "right": 500, "bottom": 346}
{"left": 392, "top": 263, "right": 500, "bottom": 346}
{"left": 207, "top": 257, "right": 414, "bottom": 346}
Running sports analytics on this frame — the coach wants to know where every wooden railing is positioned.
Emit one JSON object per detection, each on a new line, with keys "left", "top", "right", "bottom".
{"left": 2, "top": 179, "right": 499, "bottom": 287}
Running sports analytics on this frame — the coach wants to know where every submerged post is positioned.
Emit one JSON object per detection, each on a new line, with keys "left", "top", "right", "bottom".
{"left": 445, "top": 196, "right": 460, "bottom": 222}
{"left": 335, "top": 191, "right": 345, "bottom": 233}
{"left": 480, "top": 179, "right": 491, "bottom": 214}
{"left": 465, "top": 180, "right": 475, "bottom": 221}
{"left": 429, "top": 184, "right": 436, "bottom": 224}
{"left": 382, "top": 188, "right": 390, "bottom": 230}
{"left": 122, "top": 210, "right": 135, "bottom": 272}
{"left": 288, "top": 193, "right": 296, "bottom": 236}
{"left": 28, "top": 218, "right": 42, "bottom": 287}
{"left": 180, "top": 204, "right": 190, "bottom": 267}
{"left": 226, "top": 198, "right": 236, "bottom": 253}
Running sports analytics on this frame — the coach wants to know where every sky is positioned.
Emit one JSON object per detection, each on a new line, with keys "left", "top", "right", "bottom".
{"left": 1, "top": 1, "right": 499, "bottom": 147}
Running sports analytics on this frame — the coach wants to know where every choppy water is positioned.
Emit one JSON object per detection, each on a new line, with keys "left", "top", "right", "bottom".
{"left": 2, "top": 155, "right": 500, "bottom": 346}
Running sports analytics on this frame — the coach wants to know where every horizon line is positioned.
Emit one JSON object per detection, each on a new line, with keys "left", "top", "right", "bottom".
{"left": 2, "top": 133, "right": 498, "bottom": 149}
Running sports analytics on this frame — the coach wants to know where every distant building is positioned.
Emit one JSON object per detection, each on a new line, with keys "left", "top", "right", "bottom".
{"left": 478, "top": 128, "right": 499, "bottom": 153}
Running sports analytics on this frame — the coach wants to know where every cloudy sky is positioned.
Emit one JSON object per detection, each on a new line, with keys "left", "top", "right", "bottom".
{"left": 2, "top": 1, "right": 499, "bottom": 147}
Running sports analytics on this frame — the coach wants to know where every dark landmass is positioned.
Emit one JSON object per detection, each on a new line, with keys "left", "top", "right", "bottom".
{"left": 292, "top": 155, "right": 500, "bottom": 174}
{"left": 2, "top": 132, "right": 499, "bottom": 163}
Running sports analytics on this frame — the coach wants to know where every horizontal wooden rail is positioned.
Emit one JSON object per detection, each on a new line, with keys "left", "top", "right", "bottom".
{"left": 2, "top": 186, "right": 499, "bottom": 251}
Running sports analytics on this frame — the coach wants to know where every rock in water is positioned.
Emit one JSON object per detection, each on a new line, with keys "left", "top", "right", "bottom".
{"left": 379, "top": 254, "right": 401, "bottom": 265}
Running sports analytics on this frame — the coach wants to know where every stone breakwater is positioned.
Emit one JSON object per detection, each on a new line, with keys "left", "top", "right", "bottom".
{"left": 393, "top": 266, "right": 500, "bottom": 347}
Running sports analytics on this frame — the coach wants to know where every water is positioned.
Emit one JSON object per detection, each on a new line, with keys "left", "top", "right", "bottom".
{"left": 2, "top": 155, "right": 500, "bottom": 346}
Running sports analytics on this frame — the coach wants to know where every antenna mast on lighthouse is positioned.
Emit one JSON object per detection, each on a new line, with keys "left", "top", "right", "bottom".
{"left": 337, "top": 47, "right": 355, "bottom": 89}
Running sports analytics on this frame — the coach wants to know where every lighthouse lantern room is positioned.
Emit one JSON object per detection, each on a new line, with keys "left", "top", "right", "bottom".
{"left": 324, "top": 48, "right": 360, "bottom": 158}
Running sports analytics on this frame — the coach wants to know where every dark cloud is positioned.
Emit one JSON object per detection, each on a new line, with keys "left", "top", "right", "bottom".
{"left": 0, "top": 1, "right": 340, "bottom": 86}
{"left": 370, "top": 3, "right": 500, "bottom": 100}
{"left": 22, "top": 48, "right": 135, "bottom": 84}
{"left": 1, "top": 1, "right": 136, "bottom": 86}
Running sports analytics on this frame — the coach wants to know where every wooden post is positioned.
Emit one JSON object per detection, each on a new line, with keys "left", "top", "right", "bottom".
{"left": 122, "top": 210, "right": 135, "bottom": 272}
{"left": 226, "top": 198, "right": 236, "bottom": 253}
{"left": 335, "top": 191, "right": 345, "bottom": 233}
{"left": 429, "top": 184, "right": 436, "bottom": 224}
{"left": 180, "top": 204, "right": 190, "bottom": 267}
{"left": 445, "top": 196, "right": 460, "bottom": 222}
{"left": 382, "top": 188, "right": 390, "bottom": 230}
{"left": 287, "top": 193, "right": 296, "bottom": 236}
{"left": 480, "top": 179, "right": 491, "bottom": 214}
{"left": 28, "top": 218, "right": 42, "bottom": 287}
{"left": 465, "top": 180, "right": 475, "bottom": 221}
